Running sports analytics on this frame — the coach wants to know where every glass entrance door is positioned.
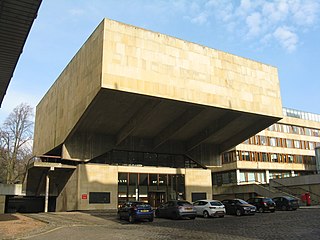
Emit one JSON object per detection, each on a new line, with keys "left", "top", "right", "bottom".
{"left": 148, "top": 192, "right": 166, "bottom": 208}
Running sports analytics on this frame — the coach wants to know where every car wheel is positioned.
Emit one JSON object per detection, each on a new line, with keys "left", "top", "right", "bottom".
{"left": 258, "top": 207, "right": 264, "bottom": 213}
{"left": 203, "top": 211, "right": 209, "bottom": 218}
{"left": 236, "top": 209, "right": 242, "bottom": 216}
{"left": 172, "top": 211, "right": 180, "bottom": 220}
{"left": 270, "top": 209, "right": 275, "bottom": 213}
{"left": 118, "top": 213, "right": 123, "bottom": 220}
{"left": 219, "top": 215, "right": 225, "bottom": 218}
{"left": 281, "top": 205, "right": 287, "bottom": 211}
{"left": 149, "top": 216, "right": 154, "bottom": 222}
{"left": 128, "top": 215, "right": 135, "bottom": 224}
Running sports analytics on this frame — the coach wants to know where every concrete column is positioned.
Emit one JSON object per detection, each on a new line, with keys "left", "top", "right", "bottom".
{"left": 44, "top": 172, "right": 50, "bottom": 213}
{"left": 135, "top": 188, "right": 139, "bottom": 201}
{"left": 266, "top": 170, "right": 270, "bottom": 184}
{"left": 44, "top": 167, "right": 54, "bottom": 213}
{"left": 236, "top": 169, "right": 241, "bottom": 185}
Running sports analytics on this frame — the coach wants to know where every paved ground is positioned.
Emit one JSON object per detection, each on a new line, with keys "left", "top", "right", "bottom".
{"left": 1, "top": 208, "right": 320, "bottom": 240}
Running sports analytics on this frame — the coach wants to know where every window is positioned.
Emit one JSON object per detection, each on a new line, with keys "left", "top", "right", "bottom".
{"left": 241, "top": 151, "right": 250, "bottom": 161}
{"left": 271, "top": 154, "right": 278, "bottom": 162}
{"left": 286, "top": 139, "right": 293, "bottom": 148}
{"left": 305, "top": 128, "right": 312, "bottom": 136}
{"left": 294, "top": 140, "right": 301, "bottom": 149}
{"left": 309, "top": 142, "right": 315, "bottom": 150}
{"left": 262, "top": 153, "right": 268, "bottom": 162}
{"left": 192, "top": 192, "right": 207, "bottom": 202}
{"left": 268, "top": 124, "right": 276, "bottom": 131}
{"left": 260, "top": 136, "right": 267, "bottom": 145}
{"left": 247, "top": 172, "right": 255, "bottom": 182}
{"left": 89, "top": 192, "right": 110, "bottom": 204}
{"left": 283, "top": 125, "right": 291, "bottom": 133}
{"left": 288, "top": 155, "right": 294, "bottom": 163}
{"left": 270, "top": 137, "right": 277, "bottom": 147}
{"left": 296, "top": 155, "right": 303, "bottom": 163}
{"left": 240, "top": 172, "right": 246, "bottom": 182}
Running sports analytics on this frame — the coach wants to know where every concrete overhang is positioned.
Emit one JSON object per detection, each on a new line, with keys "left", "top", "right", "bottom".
{"left": 0, "top": 0, "right": 42, "bottom": 106}
{"left": 26, "top": 162, "right": 76, "bottom": 196}
{"left": 67, "top": 88, "right": 280, "bottom": 156}
{"left": 34, "top": 19, "right": 283, "bottom": 162}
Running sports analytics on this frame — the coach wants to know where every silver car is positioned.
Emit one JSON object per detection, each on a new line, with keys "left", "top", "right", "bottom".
{"left": 155, "top": 200, "right": 197, "bottom": 219}
{"left": 193, "top": 199, "right": 226, "bottom": 218}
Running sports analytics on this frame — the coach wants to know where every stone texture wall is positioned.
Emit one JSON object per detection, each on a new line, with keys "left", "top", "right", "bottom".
{"left": 0, "top": 195, "right": 5, "bottom": 214}
{"left": 77, "top": 164, "right": 118, "bottom": 210}
{"left": 56, "top": 168, "right": 79, "bottom": 212}
{"left": 185, "top": 168, "right": 212, "bottom": 201}
{"left": 102, "top": 19, "right": 282, "bottom": 118}
{"left": 33, "top": 21, "right": 104, "bottom": 155}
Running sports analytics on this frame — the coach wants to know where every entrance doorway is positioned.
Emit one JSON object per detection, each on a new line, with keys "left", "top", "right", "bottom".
{"left": 118, "top": 172, "right": 185, "bottom": 207}
{"left": 148, "top": 192, "right": 166, "bottom": 208}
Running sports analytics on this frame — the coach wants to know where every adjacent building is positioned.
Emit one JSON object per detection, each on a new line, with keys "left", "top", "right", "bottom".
{"left": 212, "top": 108, "right": 320, "bottom": 200}
{"left": 25, "top": 19, "right": 319, "bottom": 212}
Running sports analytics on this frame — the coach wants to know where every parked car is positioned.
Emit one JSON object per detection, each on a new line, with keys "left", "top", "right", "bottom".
{"left": 155, "top": 200, "right": 196, "bottom": 219}
{"left": 272, "top": 196, "right": 299, "bottom": 211}
{"left": 247, "top": 197, "right": 276, "bottom": 213}
{"left": 118, "top": 201, "right": 154, "bottom": 223}
{"left": 221, "top": 199, "right": 256, "bottom": 216}
{"left": 193, "top": 199, "right": 225, "bottom": 218}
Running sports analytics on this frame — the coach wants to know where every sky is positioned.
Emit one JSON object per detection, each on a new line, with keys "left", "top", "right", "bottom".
{"left": 1, "top": 0, "right": 320, "bottom": 123}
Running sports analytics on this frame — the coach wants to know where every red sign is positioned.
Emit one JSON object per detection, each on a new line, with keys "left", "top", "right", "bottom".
{"left": 82, "top": 194, "right": 87, "bottom": 200}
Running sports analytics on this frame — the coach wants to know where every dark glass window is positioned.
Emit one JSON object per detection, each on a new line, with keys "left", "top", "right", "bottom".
{"left": 89, "top": 192, "right": 110, "bottom": 204}
{"left": 192, "top": 192, "right": 206, "bottom": 202}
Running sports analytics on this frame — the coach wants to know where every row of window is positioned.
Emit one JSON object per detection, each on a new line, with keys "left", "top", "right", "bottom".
{"left": 222, "top": 150, "right": 316, "bottom": 165}
{"left": 267, "top": 123, "right": 319, "bottom": 137}
{"left": 212, "top": 170, "right": 314, "bottom": 186}
{"left": 91, "top": 150, "right": 203, "bottom": 169}
{"left": 283, "top": 107, "right": 320, "bottom": 123}
{"left": 243, "top": 135, "right": 319, "bottom": 150}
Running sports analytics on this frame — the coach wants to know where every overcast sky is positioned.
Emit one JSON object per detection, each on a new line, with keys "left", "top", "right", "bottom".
{"left": 1, "top": 0, "right": 320, "bottom": 123}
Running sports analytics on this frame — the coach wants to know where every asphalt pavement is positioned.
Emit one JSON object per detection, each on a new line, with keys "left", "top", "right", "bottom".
{"left": 3, "top": 207, "right": 316, "bottom": 240}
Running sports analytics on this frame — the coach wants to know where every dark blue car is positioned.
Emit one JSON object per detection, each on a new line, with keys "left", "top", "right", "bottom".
{"left": 118, "top": 201, "right": 154, "bottom": 223}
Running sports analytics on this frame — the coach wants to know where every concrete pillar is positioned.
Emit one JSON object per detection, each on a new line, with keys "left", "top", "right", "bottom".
{"left": 236, "top": 169, "right": 241, "bottom": 185}
{"left": 266, "top": 170, "right": 270, "bottom": 184}
{"left": 44, "top": 167, "right": 54, "bottom": 213}
{"left": 44, "top": 172, "right": 50, "bottom": 213}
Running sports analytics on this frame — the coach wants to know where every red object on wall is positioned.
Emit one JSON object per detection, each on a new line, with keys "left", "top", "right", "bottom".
{"left": 305, "top": 192, "right": 311, "bottom": 206}
{"left": 82, "top": 194, "right": 87, "bottom": 200}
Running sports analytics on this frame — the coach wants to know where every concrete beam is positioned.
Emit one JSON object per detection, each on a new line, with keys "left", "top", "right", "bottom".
{"left": 219, "top": 117, "right": 273, "bottom": 153}
{"left": 116, "top": 99, "right": 162, "bottom": 146}
{"left": 153, "top": 107, "right": 204, "bottom": 150}
{"left": 187, "top": 112, "right": 241, "bottom": 151}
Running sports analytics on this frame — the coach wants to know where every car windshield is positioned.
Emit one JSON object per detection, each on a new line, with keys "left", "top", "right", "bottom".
{"left": 285, "top": 197, "right": 295, "bottom": 201}
{"left": 210, "top": 201, "right": 223, "bottom": 206}
{"left": 237, "top": 199, "right": 248, "bottom": 204}
{"left": 132, "top": 202, "right": 149, "bottom": 207}
{"left": 177, "top": 201, "right": 191, "bottom": 206}
{"left": 264, "top": 198, "right": 274, "bottom": 203}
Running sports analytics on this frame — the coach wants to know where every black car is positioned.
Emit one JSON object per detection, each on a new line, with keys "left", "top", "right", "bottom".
{"left": 155, "top": 200, "right": 196, "bottom": 219}
{"left": 272, "top": 196, "right": 299, "bottom": 211}
{"left": 247, "top": 197, "right": 276, "bottom": 213}
{"left": 118, "top": 201, "right": 154, "bottom": 223}
{"left": 221, "top": 199, "right": 256, "bottom": 216}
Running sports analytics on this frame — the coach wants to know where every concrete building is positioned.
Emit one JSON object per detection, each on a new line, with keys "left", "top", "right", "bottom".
{"left": 212, "top": 108, "right": 320, "bottom": 201}
{"left": 26, "top": 18, "right": 299, "bottom": 212}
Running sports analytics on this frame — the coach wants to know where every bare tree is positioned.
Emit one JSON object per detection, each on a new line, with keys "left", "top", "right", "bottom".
{"left": 0, "top": 103, "right": 34, "bottom": 184}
